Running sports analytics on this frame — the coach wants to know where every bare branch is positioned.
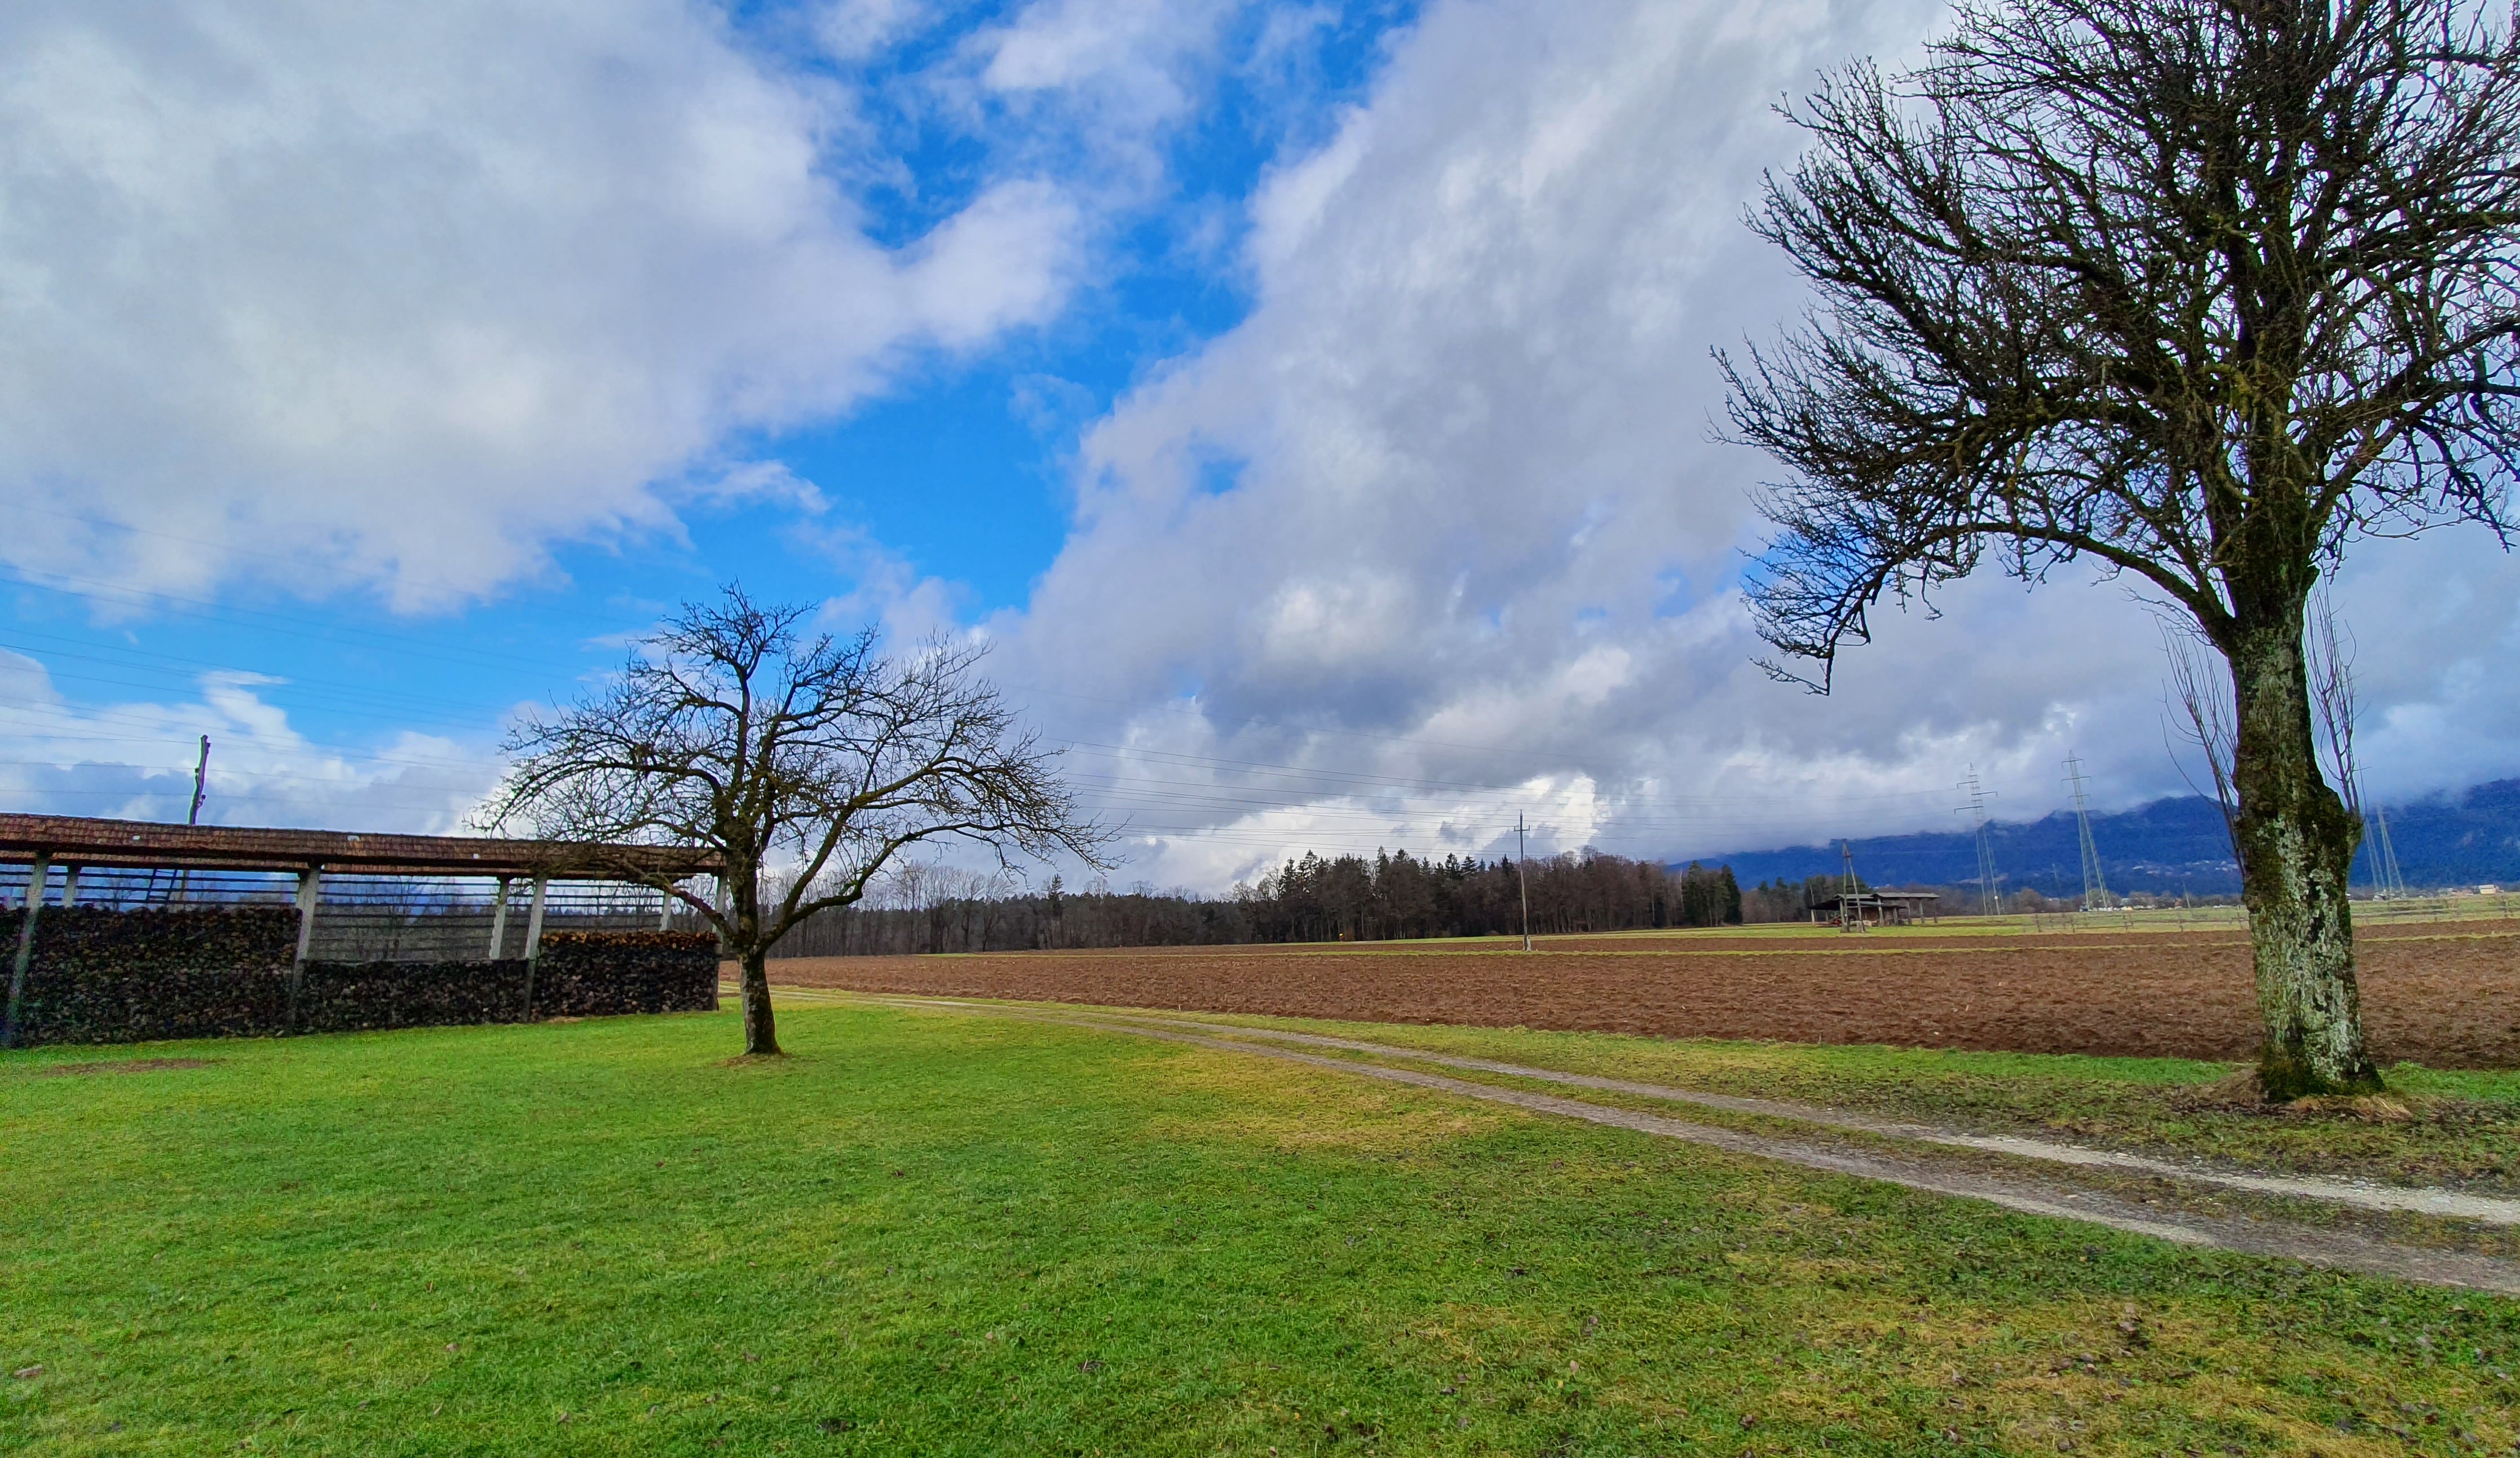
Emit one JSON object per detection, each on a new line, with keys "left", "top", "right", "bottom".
{"left": 2159, "top": 615, "right": 2242, "bottom": 879}
{"left": 1727, "top": 0, "right": 2520, "bottom": 677}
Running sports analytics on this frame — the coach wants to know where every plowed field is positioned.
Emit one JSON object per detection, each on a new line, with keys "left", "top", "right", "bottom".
{"left": 769, "top": 918, "right": 2520, "bottom": 1066}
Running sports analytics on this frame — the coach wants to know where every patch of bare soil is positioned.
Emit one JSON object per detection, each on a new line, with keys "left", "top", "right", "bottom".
{"left": 768, "top": 920, "right": 2520, "bottom": 1066}
{"left": 32, "top": 1057, "right": 220, "bottom": 1076}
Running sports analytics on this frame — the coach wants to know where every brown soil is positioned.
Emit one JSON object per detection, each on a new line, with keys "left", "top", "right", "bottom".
{"left": 766, "top": 918, "right": 2520, "bottom": 1067}
{"left": 31, "top": 1057, "right": 220, "bottom": 1076}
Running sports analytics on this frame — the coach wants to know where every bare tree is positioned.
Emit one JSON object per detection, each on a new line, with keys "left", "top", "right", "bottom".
{"left": 2306, "top": 590, "right": 2364, "bottom": 823}
{"left": 1723, "top": 0, "right": 2520, "bottom": 1096}
{"left": 2163, "top": 589, "right": 2362, "bottom": 883}
{"left": 2162, "top": 618, "right": 2243, "bottom": 872}
{"left": 482, "top": 587, "right": 1110, "bottom": 1056}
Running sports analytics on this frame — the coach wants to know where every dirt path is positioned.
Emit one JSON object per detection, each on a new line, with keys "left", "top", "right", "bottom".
{"left": 842, "top": 990, "right": 2520, "bottom": 1297}
{"left": 1034, "top": 1005, "right": 2520, "bottom": 1227}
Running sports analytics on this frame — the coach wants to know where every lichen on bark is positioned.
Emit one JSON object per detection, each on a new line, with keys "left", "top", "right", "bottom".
{"left": 2230, "top": 618, "right": 2379, "bottom": 1097}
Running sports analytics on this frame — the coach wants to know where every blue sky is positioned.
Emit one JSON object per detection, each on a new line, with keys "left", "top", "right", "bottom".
{"left": 3, "top": 0, "right": 2515, "bottom": 891}
{"left": 0, "top": 0, "right": 1421, "bottom": 845}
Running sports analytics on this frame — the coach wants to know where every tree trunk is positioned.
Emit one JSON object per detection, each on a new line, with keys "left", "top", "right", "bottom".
{"left": 2227, "top": 612, "right": 2378, "bottom": 1099}
{"left": 739, "top": 947, "right": 781, "bottom": 1057}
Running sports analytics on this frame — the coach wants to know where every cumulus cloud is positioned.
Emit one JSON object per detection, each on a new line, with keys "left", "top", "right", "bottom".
{"left": 940, "top": 0, "right": 1257, "bottom": 201}
{"left": 10, "top": 0, "right": 2507, "bottom": 873}
{"left": 0, "top": 652, "right": 497, "bottom": 832}
{"left": 992, "top": 0, "right": 2520, "bottom": 887}
{"left": 0, "top": 0, "right": 1080, "bottom": 609}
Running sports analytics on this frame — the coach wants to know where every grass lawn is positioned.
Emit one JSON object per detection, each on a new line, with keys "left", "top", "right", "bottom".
{"left": 5, "top": 1005, "right": 2518, "bottom": 1456}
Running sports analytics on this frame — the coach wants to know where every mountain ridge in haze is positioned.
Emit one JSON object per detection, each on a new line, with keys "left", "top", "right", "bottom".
{"left": 1680, "top": 776, "right": 2520, "bottom": 897}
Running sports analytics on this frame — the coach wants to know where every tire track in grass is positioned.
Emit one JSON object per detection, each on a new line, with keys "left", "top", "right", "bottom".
{"left": 1051, "top": 1006, "right": 2520, "bottom": 1228}
{"left": 843, "top": 991, "right": 2520, "bottom": 1296}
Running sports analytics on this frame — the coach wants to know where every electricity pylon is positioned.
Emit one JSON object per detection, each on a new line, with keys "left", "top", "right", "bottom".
{"left": 2367, "top": 796, "right": 2407, "bottom": 900}
{"left": 1961, "top": 768, "right": 2002, "bottom": 918}
{"left": 2064, "top": 754, "right": 2112, "bottom": 913}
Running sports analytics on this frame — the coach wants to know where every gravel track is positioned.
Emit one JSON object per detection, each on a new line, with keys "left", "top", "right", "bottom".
{"left": 1018, "top": 1004, "right": 2520, "bottom": 1227}
{"left": 836, "top": 989, "right": 2520, "bottom": 1296}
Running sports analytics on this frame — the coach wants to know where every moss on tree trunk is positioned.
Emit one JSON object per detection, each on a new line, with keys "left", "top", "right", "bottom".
{"left": 2229, "top": 615, "right": 2378, "bottom": 1099}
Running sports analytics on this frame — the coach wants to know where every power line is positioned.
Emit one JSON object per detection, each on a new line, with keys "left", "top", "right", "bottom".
{"left": 0, "top": 595, "right": 2068, "bottom": 866}
{"left": 0, "top": 565, "right": 623, "bottom": 676}
{"left": 1, "top": 562, "right": 1972, "bottom": 815}
{"left": 0, "top": 639, "right": 1963, "bottom": 824}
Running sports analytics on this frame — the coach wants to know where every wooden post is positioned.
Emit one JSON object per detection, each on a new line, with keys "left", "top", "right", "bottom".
{"left": 60, "top": 864, "right": 80, "bottom": 908}
{"left": 520, "top": 874, "right": 549, "bottom": 1019}
{"left": 488, "top": 877, "right": 511, "bottom": 959}
{"left": 657, "top": 883, "right": 674, "bottom": 931}
{"left": 4, "top": 852, "right": 52, "bottom": 1049}
{"left": 290, "top": 866, "right": 320, "bottom": 1032}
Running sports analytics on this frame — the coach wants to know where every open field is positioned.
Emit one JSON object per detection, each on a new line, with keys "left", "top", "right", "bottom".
{"left": 770, "top": 915, "right": 2520, "bottom": 1067}
{"left": 8, "top": 1006, "right": 2520, "bottom": 1456}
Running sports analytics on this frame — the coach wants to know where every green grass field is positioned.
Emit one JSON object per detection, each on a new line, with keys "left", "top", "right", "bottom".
{"left": 6, "top": 1006, "right": 2518, "bottom": 1456}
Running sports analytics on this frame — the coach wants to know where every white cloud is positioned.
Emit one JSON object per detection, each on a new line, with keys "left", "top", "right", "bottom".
{"left": 992, "top": 0, "right": 2520, "bottom": 887}
{"left": 814, "top": 0, "right": 935, "bottom": 61}
{"left": 955, "top": 0, "right": 1250, "bottom": 191}
{"left": 975, "top": 0, "right": 1234, "bottom": 112}
{"left": 789, "top": 517, "right": 972, "bottom": 648}
{"left": 0, "top": 0, "right": 1081, "bottom": 609}
{"left": 11, "top": 0, "right": 2508, "bottom": 875}
{"left": 0, "top": 652, "right": 497, "bottom": 832}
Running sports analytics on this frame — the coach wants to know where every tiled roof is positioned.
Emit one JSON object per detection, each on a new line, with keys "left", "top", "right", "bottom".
{"left": 0, "top": 814, "right": 720, "bottom": 880}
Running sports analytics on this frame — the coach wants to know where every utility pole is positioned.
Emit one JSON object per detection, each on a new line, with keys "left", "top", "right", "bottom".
{"left": 2064, "top": 753, "right": 2112, "bottom": 913}
{"left": 1961, "top": 768, "right": 2001, "bottom": 918}
{"left": 1516, "top": 812, "right": 1532, "bottom": 953}
{"left": 188, "top": 736, "right": 211, "bottom": 826}
{"left": 1838, "top": 841, "right": 1863, "bottom": 933}
{"left": 174, "top": 736, "right": 211, "bottom": 904}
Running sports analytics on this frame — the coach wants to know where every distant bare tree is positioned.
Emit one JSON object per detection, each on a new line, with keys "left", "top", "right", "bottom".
{"left": 1723, "top": 0, "right": 2520, "bottom": 1095}
{"left": 2306, "top": 590, "right": 2365, "bottom": 823}
{"left": 2162, "top": 619, "right": 2244, "bottom": 871}
{"left": 2165, "top": 588, "right": 2363, "bottom": 881}
{"left": 482, "top": 587, "right": 1110, "bottom": 1056}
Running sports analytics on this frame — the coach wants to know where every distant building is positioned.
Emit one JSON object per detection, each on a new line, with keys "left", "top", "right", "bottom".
{"left": 1808, "top": 890, "right": 1940, "bottom": 927}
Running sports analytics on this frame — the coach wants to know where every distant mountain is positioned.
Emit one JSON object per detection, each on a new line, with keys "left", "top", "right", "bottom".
{"left": 1683, "top": 776, "right": 2520, "bottom": 897}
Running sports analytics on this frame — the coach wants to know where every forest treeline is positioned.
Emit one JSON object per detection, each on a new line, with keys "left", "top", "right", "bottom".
{"left": 771, "top": 848, "right": 1864, "bottom": 957}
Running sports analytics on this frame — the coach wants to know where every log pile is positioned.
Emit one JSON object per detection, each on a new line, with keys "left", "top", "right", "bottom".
{"left": 5, "top": 908, "right": 718, "bottom": 1046}
{"left": 5, "top": 906, "right": 294, "bottom": 1045}
{"left": 534, "top": 931, "right": 720, "bottom": 1017}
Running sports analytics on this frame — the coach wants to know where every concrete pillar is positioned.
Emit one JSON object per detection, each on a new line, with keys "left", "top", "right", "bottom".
{"left": 290, "top": 867, "right": 321, "bottom": 1032}
{"left": 657, "top": 882, "right": 674, "bottom": 931}
{"left": 488, "top": 877, "right": 511, "bottom": 959}
{"left": 524, "top": 875, "right": 549, "bottom": 958}
{"left": 4, "top": 852, "right": 52, "bottom": 1049}
{"left": 60, "top": 865, "right": 80, "bottom": 908}
{"left": 294, "top": 868, "right": 321, "bottom": 964}
{"left": 520, "top": 874, "right": 549, "bottom": 1019}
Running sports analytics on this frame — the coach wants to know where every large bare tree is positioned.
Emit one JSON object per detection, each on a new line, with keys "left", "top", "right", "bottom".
{"left": 1722, "top": 0, "right": 2520, "bottom": 1096}
{"left": 483, "top": 588, "right": 1108, "bottom": 1056}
